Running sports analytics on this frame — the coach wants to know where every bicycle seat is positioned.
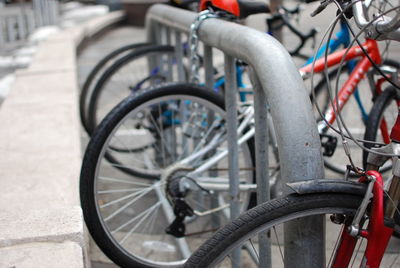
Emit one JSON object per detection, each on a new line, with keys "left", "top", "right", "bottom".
{"left": 199, "top": 0, "right": 270, "bottom": 19}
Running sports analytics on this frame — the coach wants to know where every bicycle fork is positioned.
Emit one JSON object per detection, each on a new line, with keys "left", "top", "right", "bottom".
{"left": 332, "top": 170, "right": 394, "bottom": 268}
{"left": 331, "top": 123, "right": 400, "bottom": 267}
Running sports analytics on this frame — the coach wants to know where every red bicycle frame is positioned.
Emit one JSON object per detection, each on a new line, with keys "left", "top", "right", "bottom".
{"left": 329, "top": 116, "right": 400, "bottom": 267}
{"left": 300, "top": 38, "right": 382, "bottom": 128}
{"left": 331, "top": 170, "right": 394, "bottom": 267}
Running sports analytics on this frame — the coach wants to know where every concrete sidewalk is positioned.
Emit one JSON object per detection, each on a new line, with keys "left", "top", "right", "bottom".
{"left": 0, "top": 11, "right": 125, "bottom": 267}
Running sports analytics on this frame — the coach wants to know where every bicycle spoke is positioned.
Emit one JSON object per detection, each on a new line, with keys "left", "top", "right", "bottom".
{"left": 246, "top": 239, "right": 259, "bottom": 263}
{"left": 100, "top": 186, "right": 152, "bottom": 209}
{"left": 327, "top": 225, "right": 344, "bottom": 267}
{"left": 98, "top": 188, "right": 149, "bottom": 194}
{"left": 111, "top": 200, "right": 161, "bottom": 236}
{"left": 119, "top": 201, "right": 162, "bottom": 245}
{"left": 350, "top": 239, "right": 364, "bottom": 268}
{"left": 98, "top": 176, "right": 153, "bottom": 186}
{"left": 273, "top": 226, "right": 284, "bottom": 264}
{"left": 103, "top": 186, "right": 155, "bottom": 221}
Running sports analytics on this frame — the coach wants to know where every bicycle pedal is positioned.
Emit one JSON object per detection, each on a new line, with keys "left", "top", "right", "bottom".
{"left": 320, "top": 134, "right": 338, "bottom": 157}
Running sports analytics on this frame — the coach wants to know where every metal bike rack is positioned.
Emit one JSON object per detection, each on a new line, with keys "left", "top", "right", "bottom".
{"left": 146, "top": 4, "right": 325, "bottom": 266}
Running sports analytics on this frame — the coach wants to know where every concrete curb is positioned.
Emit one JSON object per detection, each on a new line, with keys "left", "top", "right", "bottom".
{"left": 0, "top": 11, "right": 125, "bottom": 267}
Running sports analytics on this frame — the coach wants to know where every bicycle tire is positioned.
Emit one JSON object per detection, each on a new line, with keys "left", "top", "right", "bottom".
{"left": 87, "top": 44, "right": 176, "bottom": 135}
{"left": 363, "top": 86, "right": 400, "bottom": 173}
{"left": 185, "top": 192, "right": 398, "bottom": 267}
{"left": 80, "top": 42, "right": 149, "bottom": 134}
{"left": 317, "top": 60, "right": 400, "bottom": 176}
{"left": 81, "top": 83, "right": 259, "bottom": 267}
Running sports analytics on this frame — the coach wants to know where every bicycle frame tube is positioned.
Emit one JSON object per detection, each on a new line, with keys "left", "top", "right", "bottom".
{"left": 310, "top": 19, "right": 370, "bottom": 123}
{"left": 300, "top": 39, "right": 381, "bottom": 129}
{"left": 304, "top": 19, "right": 351, "bottom": 66}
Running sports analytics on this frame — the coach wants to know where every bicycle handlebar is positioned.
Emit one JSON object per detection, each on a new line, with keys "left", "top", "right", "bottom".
{"left": 352, "top": 0, "right": 400, "bottom": 41}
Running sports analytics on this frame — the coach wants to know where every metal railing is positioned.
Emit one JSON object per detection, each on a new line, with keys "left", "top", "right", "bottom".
{"left": 146, "top": 4, "right": 325, "bottom": 267}
{"left": 0, "top": 0, "right": 59, "bottom": 47}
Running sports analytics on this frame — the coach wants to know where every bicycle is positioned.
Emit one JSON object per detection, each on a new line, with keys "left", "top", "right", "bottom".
{"left": 185, "top": 0, "right": 400, "bottom": 267}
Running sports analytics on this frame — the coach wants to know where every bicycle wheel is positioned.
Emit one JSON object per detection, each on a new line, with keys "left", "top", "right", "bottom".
{"left": 316, "top": 60, "right": 400, "bottom": 177}
{"left": 80, "top": 83, "right": 261, "bottom": 267}
{"left": 87, "top": 45, "right": 177, "bottom": 135}
{"left": 363, "top": 86, "right": 400, "bottom": 173}
{"left": 80, "top": 42, "right": 149, "bottom": 134}
{"left": 185, "top": 192, "right": 400, "bottom": 267}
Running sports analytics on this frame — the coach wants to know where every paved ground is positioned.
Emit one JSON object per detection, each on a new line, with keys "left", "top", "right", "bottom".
{"left": 76, "top": 3, "right": 400, "bottom": 267}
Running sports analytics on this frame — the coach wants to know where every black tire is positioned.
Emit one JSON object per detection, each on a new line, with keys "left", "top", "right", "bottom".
{"left": 363, "top": 86, "right": 400, "bottom": 172}
{"left": 185, "top": 193, "right": 368, "bottom": 268}
{"left": 81, "top": 83, "right": 258, "bottom": 267}
{"left": 317, "top": 60, "right": 400, "bottom": 176}
{"left": 87, "top": 45, "right": 176, "bottom": 135}
{"left": 80, "top": 42, "right": 149, "bottom": 134}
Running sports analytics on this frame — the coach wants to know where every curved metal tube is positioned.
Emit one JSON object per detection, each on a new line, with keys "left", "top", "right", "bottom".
{"left": 146, "top": 4, "right": 324, "bottom": 183}
{"left": 352, "top": 0, "right": 369, "bottom": 28}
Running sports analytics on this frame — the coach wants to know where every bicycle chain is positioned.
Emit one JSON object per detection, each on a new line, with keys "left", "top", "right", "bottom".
{"left": 189, "top": 10, "right": 219, "bottom": 83}
{"left": 189, "top": 10, "right": 236, "bottom": 83}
